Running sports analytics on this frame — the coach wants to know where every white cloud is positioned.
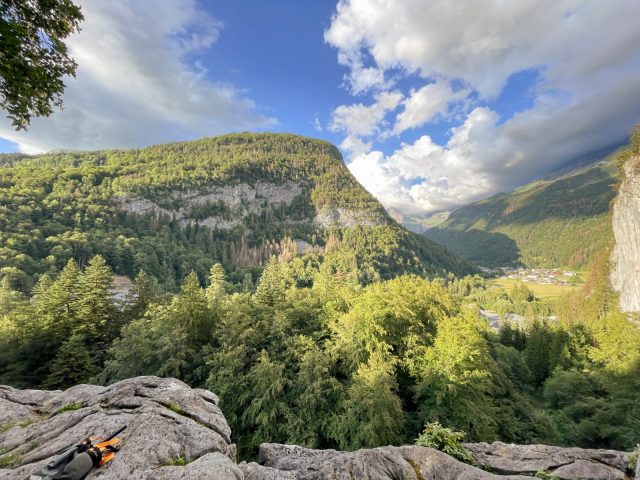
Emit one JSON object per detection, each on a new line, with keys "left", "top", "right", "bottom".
{"left": 0, "top": 0, "right": 275, "bottom": 153}
{"left": 313, "top": 113, "right": 323, "bottom": 132}
{"left": 393, "top": 80, "right": 467, "bottom": 134}
{"left": 328, "top": 0, "right": 640, "bottom": 214}
{"left": 329, "top": 90, "right": 403, "bottom": 154}
{"left": 330, "top": 91, "right": 403, "bottom": 136}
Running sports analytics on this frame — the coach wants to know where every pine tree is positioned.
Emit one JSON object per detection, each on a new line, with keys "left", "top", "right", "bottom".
{"left": 0, "top": 276, "right": 24, "bottom": 316}
{"left": 174, "top": 271, "right": 211, "bottom": 344}
{"left": 123, "top": 270, "right": 156, "bottom": 322}
{"left": 45, "top": 334, "right": 98, "bottom": 389}
{"left": 330, "top": 352, "right": 404, "bottom": 450}
{"left": 206, "top": 263, "right": 226, "bottom": 305}
{"left": 73, "top": 255, "right": 115, "bottom": 359}
{"left": 43, "top": 259, "right": 80, "bottom": 343}
{"left": 240, "top": 350, "right": 290, "bottom": 449}
{"left": 523, "top": 319, "right": 553, "bottom": 386}
{"left": 255, "top": 257, "right": 288, "bottom": 307}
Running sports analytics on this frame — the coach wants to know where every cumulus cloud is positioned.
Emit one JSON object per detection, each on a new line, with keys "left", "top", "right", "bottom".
{"left": 327, "top": 0, "right": 640, "bottom": 214}
{"left": 0, "top": 0, "right": 275, "bottom": 153}
{"left": 394, "top": 80, "right": 467, "bottom": 134}
{"left": 329, "top": 90, "right": 403, "bottom": 155}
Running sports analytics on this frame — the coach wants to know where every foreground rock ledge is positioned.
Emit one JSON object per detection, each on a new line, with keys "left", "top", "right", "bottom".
{"left": 0, "top": 377, "right": 635, "bottom": 480}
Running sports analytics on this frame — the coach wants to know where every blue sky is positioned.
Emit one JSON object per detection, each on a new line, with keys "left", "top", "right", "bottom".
{"left": 1, "top": 0, "right": 639, "bottom": 215}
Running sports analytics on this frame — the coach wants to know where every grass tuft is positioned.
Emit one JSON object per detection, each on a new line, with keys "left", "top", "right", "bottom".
{"left": 53, "top": 402, "right": 84, "bottom": 416}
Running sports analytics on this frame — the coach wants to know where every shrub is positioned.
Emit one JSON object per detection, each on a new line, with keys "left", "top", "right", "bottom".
{"left": 415, "top": 422, "right": 474, "bottom": 463}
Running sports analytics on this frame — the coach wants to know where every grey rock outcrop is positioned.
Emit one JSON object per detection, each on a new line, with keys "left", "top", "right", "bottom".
{"left": 465, "top": 442, "right": 632, "bottom": 480}
{"left": 257, "top": 443, "right": 534, "bottom": 479}
{"left": 1, "top": 377, "right": 635, "bottom": 480}
{"left": 117, "top": 181, "right": 388, "bottom": 232}
{"left": 611, "top": 155, "right": 640, "bottom": 312}
{"left": 116, "top": 181, "right": 304, "bottom": 231}
{"left": 313, "top": 207, "right": 386, "bottom": 228}
{"left": 0, "top": 376, "right": 238, "bottom": 479}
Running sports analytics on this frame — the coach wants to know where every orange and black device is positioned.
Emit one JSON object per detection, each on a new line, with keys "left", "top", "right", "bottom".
{"left": 79, "top": 425, "right": 127, "bottom": 465}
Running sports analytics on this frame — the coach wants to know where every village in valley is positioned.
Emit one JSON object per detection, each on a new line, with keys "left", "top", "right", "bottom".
{"left": 483, "top": 266, "right": 580, "bottom": 287}
{"left": 477, "top": 267, "right": 582, "bottom": 330}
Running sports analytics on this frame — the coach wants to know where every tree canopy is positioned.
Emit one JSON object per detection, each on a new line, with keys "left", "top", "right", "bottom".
{"left": 0, "top": 0, "right": 83, "bottom": 129}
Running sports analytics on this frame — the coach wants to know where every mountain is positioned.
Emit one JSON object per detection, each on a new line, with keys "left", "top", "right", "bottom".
{"left": 424, "top": 154, "right": 619, "bottom": 268}
{"left": 0, "top": 132, "right": 471, "bottom": 291}
{"left": 611, "top": 153, "right": 640, "bottom": 312}
{"left": 388, "top": 208, "right": 450, "bottom": 233}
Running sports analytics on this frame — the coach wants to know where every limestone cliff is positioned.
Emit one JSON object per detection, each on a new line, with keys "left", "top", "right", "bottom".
{"left": 0, "top": 377, "right": 636, "bottom": 480}
{"left": 611, "top": 155, "right": 640, "bottom": 312}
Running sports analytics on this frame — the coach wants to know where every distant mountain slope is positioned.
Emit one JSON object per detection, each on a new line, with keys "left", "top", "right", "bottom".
{"left": 0, "top": 133, "right": 472, "bottom": 290}
{"left": 424, "top": 156, "right": 619, "bottom": 268}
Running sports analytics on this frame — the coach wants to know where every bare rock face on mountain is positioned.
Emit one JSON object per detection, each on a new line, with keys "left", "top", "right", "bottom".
{"left": 0, "top": 377, "right": 636, "bottom": 480}
{"left": 611, "top": 155, "right": 640, "bottom": 312}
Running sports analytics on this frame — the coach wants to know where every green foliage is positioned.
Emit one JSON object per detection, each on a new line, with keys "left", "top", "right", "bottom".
{"left": 168, "top": 403, "right": 185, "bottom": 415}
{"left": 0, "top": 453, "right": 20, "bottom": 469}
{"left": 162, "top": 456, "right": 188, "bottom": 466}
{"left": 1, "top": 219, "right": 639, "bottom": 457}
{"left": 45, "top": 334, "right": 97, "bottom": 389}
{"left": 415, "top": 422, "right": 475, "bottom": 463}
{"left": 534, "top": 471, "right": 559, "bottom": 480}
{"left": 53, "top": 402, "right": 83, "bottom": 415}
{"left": 629, "top": 447, "right": 638, "bottom": 471}
{"left": 0, "top": 0, "right": 83, "bottom": 129}
{"left": 329, "top": 353, "right": 404, "bottom": 450}
{"left": 0, "top": 133, "right": 471, "bottom": 294}
{"left": 425, "top": 155, "right": 618, "bottom": 268}
{"left": 413, "top": 311, "right": 498, "bottom": 440}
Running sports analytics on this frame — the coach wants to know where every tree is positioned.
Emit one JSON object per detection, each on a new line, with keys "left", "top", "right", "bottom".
{"left": 240, "top": 350, "right": 290, "bottom": 449}
{"left": 254, "top": 257, "right": 290, "bottom": 307}
{"left": 413, "top": 311, "right": 497, "bottom": 440}
{"left": 329, "top": 352, "right": 404, "bottom": 450}
{"left": 206, "top": 263, "right": 226, "bottom": 305}
{"left": 523, "top": 319, "right": 554, "bottom": 386}
{"left": 0, "top": 0, "right": 83, "bottom": 129}
{"left": 122, "top": 270, "right": 156, "bottom": 322}
{"left": 45, "top": 334, "right": 97, "bottom": 389}
{"left": 73, "top": 255, "right": 115, "bottom": 355}
{"left": 174, "top": 271, "right": 212, "bottom": 345}
{"left": 285, "top": 338, "right": 343, "bottom": 448}
{"left": 631, "top": 123, "right": 640, "bottom": 156}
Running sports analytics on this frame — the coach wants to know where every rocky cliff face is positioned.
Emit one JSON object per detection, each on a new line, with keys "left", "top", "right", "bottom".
{"left": 117, "top": 180, "right": 387, "bottom": 231}
{"left": 611, "top": 155, "right": 640, "bottom": 312}
{"left": 1, "top": 377, "right": 636, "bottom": 480}
{"left": 117, "top": 181, "right": 304, "bottom": 230}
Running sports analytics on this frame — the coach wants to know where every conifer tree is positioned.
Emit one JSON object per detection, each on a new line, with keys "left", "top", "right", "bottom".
{"left": 73, "top": 255, "right": 115, "bottom": 354}
{"left": 241, "top": 350, "right": 290, "bottom": 448}
{"left": 122, "top": 270, "right": 156, "bottom": 322}
{"left": 43, "top": 259, "right": 80, "bottom": 343}
{"left": 206, "top": 263, "right": 226, "bottom": 305}
{"left": 45, "top": 334, "right": 97, "bottom": 389}
{"left": 523, "top": 319, "right": 553, "bottom": 386}
{"left": 255, "top": 257, "right": 289, "bottom": 306}
{"left": 175, "top": 271, "right": 211, "bottom": 344}
{"left": 329, "top": 352, "right": 404, "bottom": 449}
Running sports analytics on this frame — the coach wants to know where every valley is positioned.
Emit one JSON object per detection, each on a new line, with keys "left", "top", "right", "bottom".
{"left": 424, "top": 156, "right": 619, "bottom": 269}
{"left": 0, "top": 129, "right": 639, "bottom": 465}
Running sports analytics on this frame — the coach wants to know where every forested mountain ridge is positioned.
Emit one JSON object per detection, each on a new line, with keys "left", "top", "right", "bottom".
{"left": 0, "top": 132, "right": 471, "bottom": 291}
{"left": 424, "top": 155, "right": 619, "bottom": 268}
{"left": 1, "top": 130, "right": 639, "bottom": 457}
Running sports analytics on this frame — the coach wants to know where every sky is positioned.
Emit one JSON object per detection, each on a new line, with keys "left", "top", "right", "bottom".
{"left": 1, "top": 0, "right": 640, "bottom": 216}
